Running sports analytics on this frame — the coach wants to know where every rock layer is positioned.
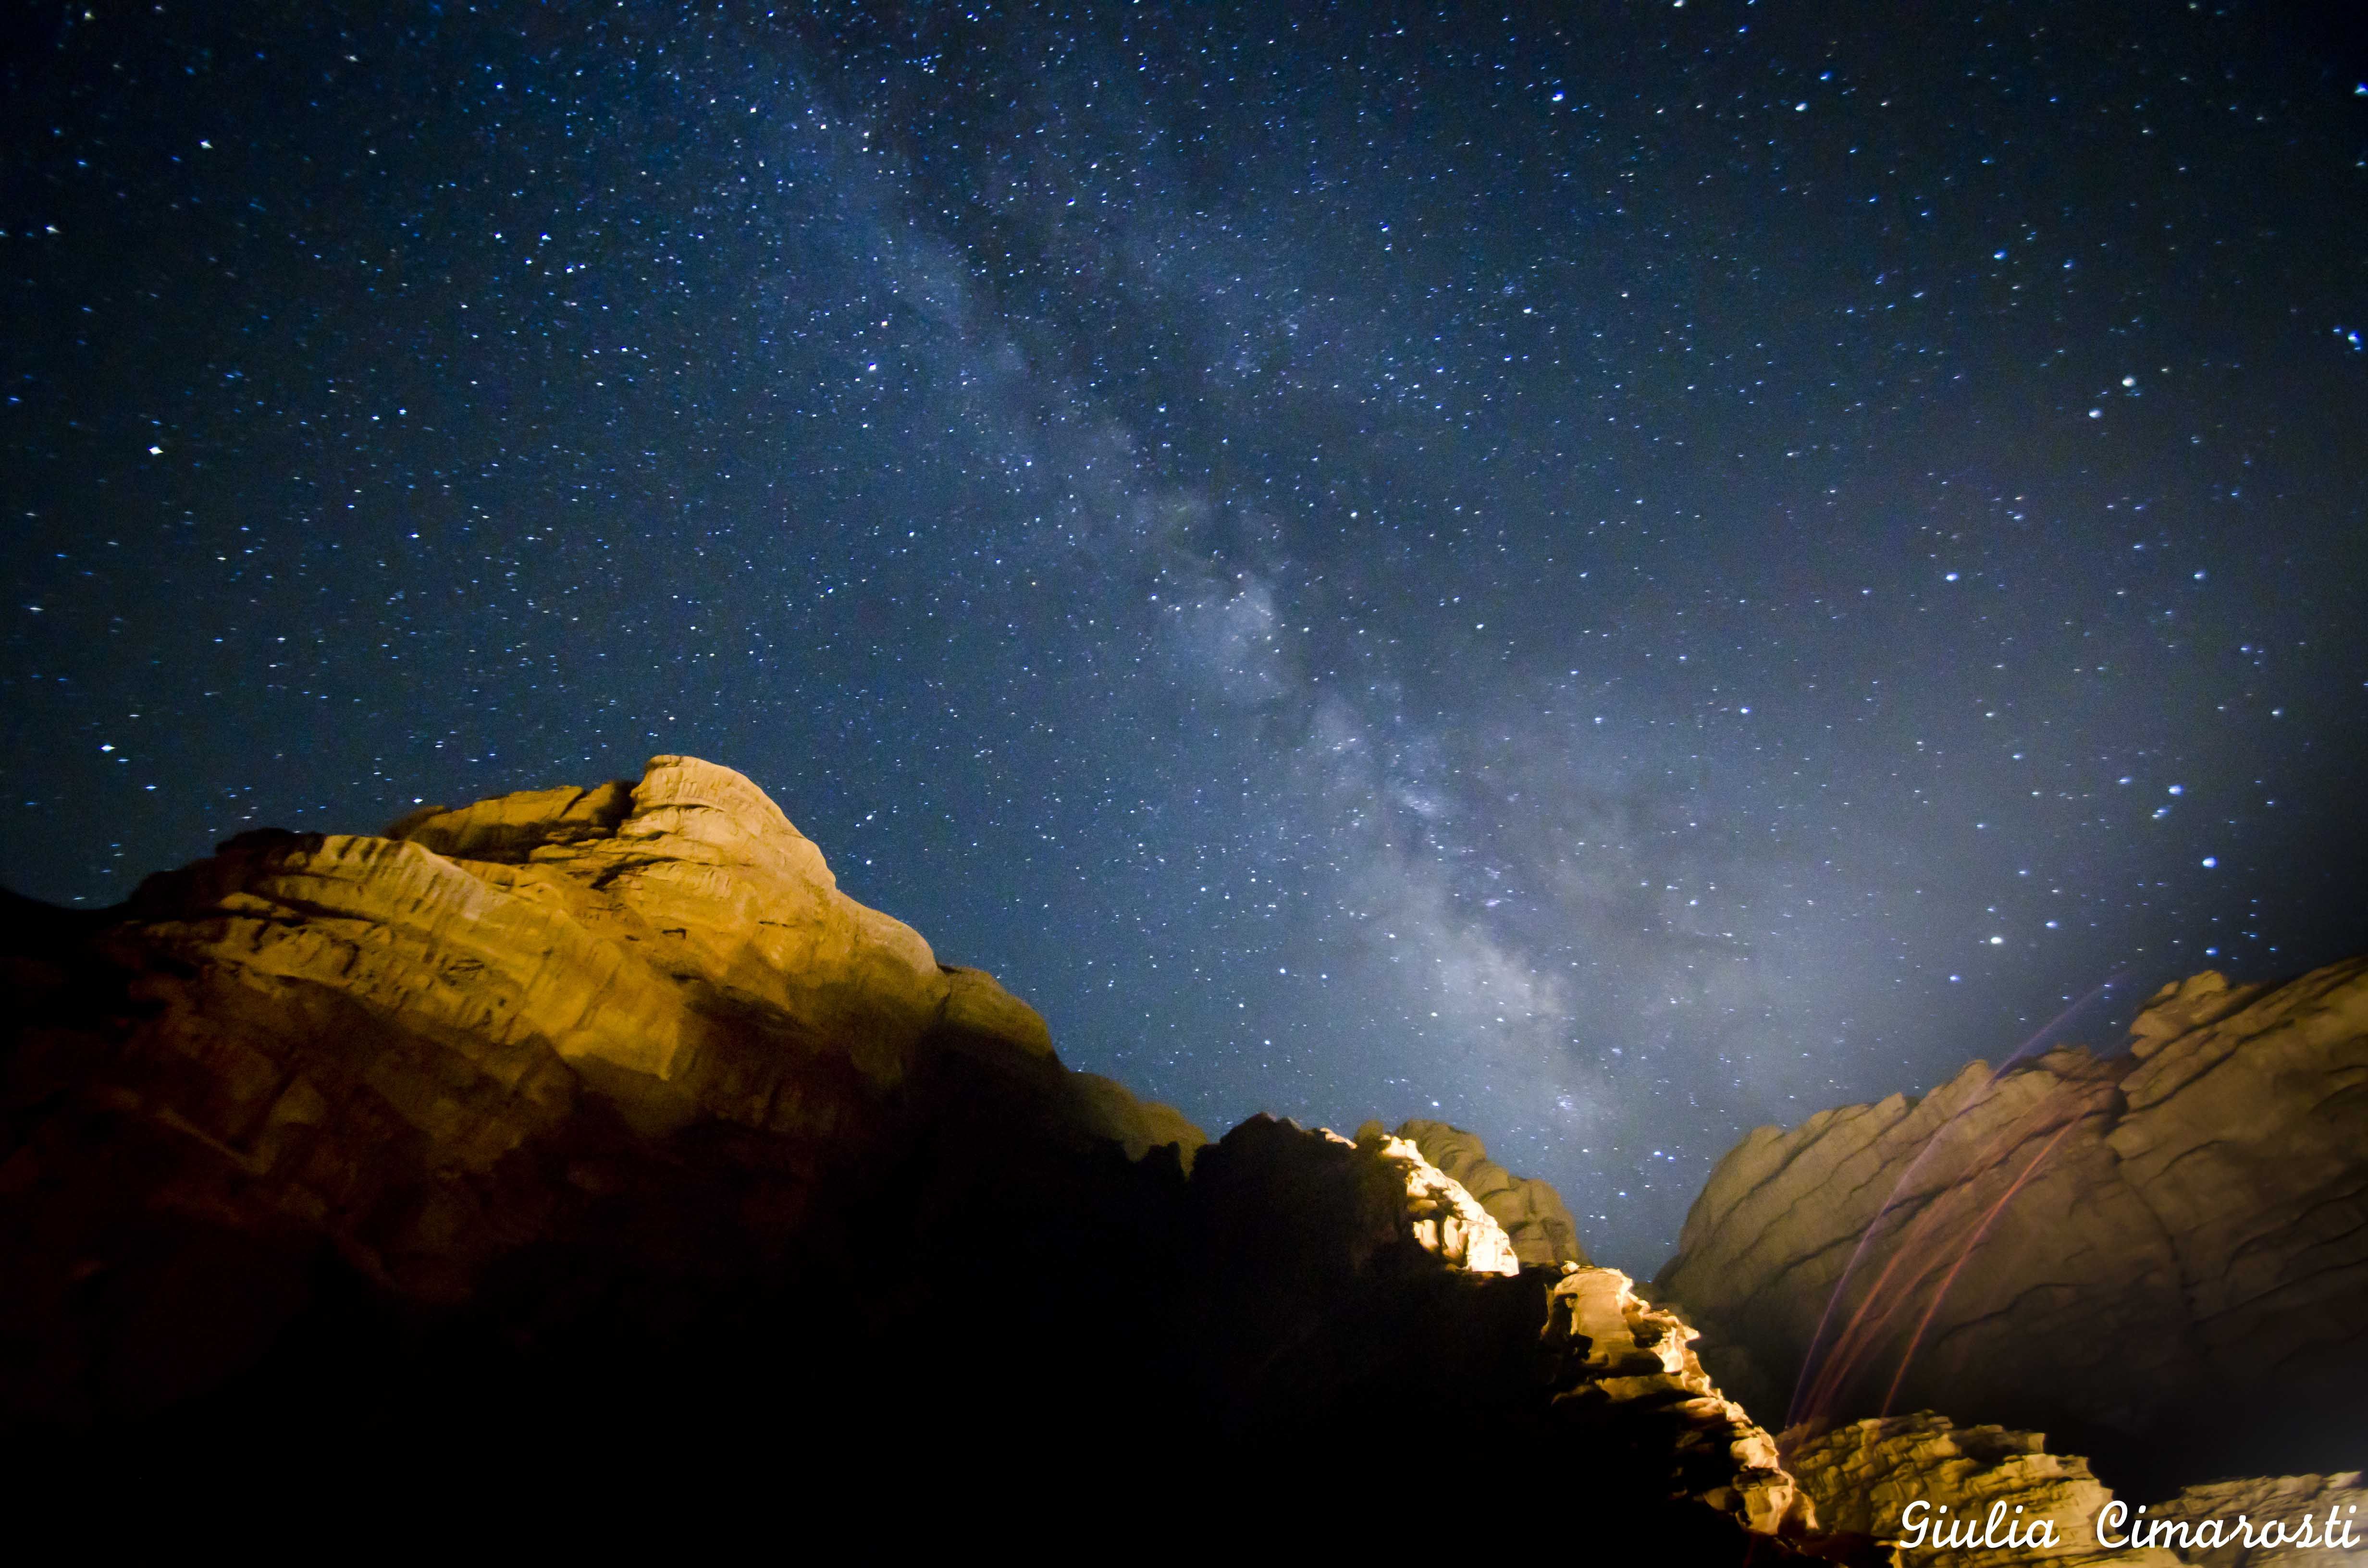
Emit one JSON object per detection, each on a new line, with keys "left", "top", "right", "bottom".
{"left": 1654, "top": 959, "right": 2368, "bottom": 1491}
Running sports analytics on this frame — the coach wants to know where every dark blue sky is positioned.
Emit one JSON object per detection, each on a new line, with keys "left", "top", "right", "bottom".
{"left": 6, "top": 1, "right": 2365, "bottom": 1266}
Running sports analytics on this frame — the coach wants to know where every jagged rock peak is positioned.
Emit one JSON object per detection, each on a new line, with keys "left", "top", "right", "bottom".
{"left": 2124, "top": 967, "right": 2270, "bottom": 1056}
{"left": 1213, "top": 1117, "right": 1813, "bottom": 1538}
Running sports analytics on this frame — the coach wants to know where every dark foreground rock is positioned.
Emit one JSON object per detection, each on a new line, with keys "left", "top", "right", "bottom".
{"left": 2, "top": 757, "right": 1849, "bottom": 1551}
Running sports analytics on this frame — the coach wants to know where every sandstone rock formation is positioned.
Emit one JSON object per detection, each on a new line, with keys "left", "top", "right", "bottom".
{"left": 0, "top": 761, "right": 1196, "bottom": 1467}
{"left": 1654, "top": 959, "right": 2368, "bottom": 1493}
{"left": 1, "top": 756, "right": 1195, "bottom": 1359}
{"left": 1788, "top": 1417, "right": 2361, "bottom": 1568}
{"left": 1542, "top": 1263, "right": 1811, "bottom": 1535}
{"left": 1070, "top": 1069, "right": 1212, "bottom": 1167}
{"left": 1362, "top": 1127, "right": 1523, "bottom": 1275}
{"left": 1360, "top": 1117, "right": 1589, "bottom": 1267}
{"left": 1188, "top": 1118, "right": 1824, "bottom": 1543}
{"left": 1786, "top": 1413, "right": 2177, "bottom": 1567}
{"left": 0, "top": 756, "right": 1842, "bottom": 1555}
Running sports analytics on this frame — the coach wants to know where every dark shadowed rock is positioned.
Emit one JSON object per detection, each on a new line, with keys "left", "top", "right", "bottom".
{"left": 0, "top": 756, "right": 1856, "bottom": 1555}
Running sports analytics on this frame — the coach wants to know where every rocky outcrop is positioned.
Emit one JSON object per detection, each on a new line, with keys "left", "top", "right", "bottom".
{"left": 1, "top": 757, "right": 1196, "bottom": 1345}
{"left": 1786, "top": 1414, "right": 2176, "bottom": 1566}
{"left": 0, "top": 757, "right": 1195, "bottom": 1429}
{"left": 1654, "top": 959, "right": 2368, "bottom": 1492}
{"left": 1543, "top": 1264, "right": 1812, "bottom": 1535}
{"left": 1788, "top": 1418, "right": 2361, "bottom": 1568}
{"left": 1365, "top": 1118, "right": 1589, "bottom": 1266}
{"left": 1188, "top": 1118, "right": 1818, "bottom": 1541}
{"left": 1362, "top": 1127, "right": 1523, "bottom": 1275}
{"left": 0, "top": 756, "right": 1844, "bottom": 1555}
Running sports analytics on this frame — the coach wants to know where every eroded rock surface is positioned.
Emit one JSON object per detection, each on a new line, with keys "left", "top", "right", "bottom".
{"left": 1655, "top": 958, "right": 2368, "bottom": 1490}
{"left": 1374, "top": 1117, "right": 1589, "bottom": 1266}
{"left": 1363, "top": 1127, "right": 1523, "bottom": 1275}
{"left": 1544, "top": 1264, "right": 1813, "bottom": 1535}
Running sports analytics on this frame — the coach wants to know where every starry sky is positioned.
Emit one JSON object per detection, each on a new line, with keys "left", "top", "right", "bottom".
{"left": 6, "top": 1, "right": 2366, "bottom": 1267}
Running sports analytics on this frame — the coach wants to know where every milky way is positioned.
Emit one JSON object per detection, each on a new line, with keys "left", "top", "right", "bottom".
{"left": 6, "top": 2, "right": 2365, "bottom": 1264}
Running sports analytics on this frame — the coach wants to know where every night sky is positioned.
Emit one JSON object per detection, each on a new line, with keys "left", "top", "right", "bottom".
{"left": 6, "top": 2, "right": 2366, "bottom": 1267}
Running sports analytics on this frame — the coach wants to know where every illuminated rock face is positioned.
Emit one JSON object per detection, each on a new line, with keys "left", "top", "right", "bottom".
{"left": 1382, "top": 1118, "right": 1590, "bottom": 1267}
{"left": 1176, "top": 1115, "right": 1820, "bottom": 1545}
{"left": 1368, "top": 1129, "right": 1523, "bottom": 1276}
{"left": 1543, "top": 1265, "right": 1811, "bottom": 1536}
{"left": 1654, "top": 957, "right": 2368, "bottom": 1490}
{"left": 381, "top": 754, "right": 1041, "bottom": 1092}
